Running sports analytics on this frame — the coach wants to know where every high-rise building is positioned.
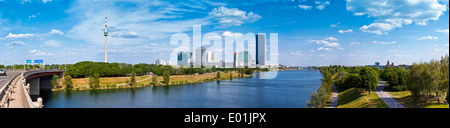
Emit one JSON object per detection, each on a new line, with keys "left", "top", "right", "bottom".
{"left": 177, "top": 51, "right": 191, "bottom": 66}
{"left": 156, "top": 59, "right": 165, "bottom": 65}
{"left": 207, "top": 51, "right": 216, "bottom": 63}
{"left": 195, "top": 47, "right": 206, "bottom": 67}
{"left": 256, "top": 34, "right": 266, "bottom": 66}
{"left": 235, "top": 52, "right": 255, "bottom": 68}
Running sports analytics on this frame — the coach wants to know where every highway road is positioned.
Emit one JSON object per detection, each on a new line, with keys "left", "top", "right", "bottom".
{"left": 0, "top": 70, "right": 23, "bottom": 89}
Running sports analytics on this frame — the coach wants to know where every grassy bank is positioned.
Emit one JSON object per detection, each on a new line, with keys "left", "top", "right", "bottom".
{"left": 54, "top": 71, "right": 249, "bottom": 91}
{"left": 387, "top": 90, "right": 449, "bottom": 108}
{"left": 338, "top": 88, "right": 388, "bottom": 108}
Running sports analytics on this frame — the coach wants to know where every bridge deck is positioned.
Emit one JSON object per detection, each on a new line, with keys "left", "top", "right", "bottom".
{"left": 9, "top": 76, "right": 26, "bottom": 108}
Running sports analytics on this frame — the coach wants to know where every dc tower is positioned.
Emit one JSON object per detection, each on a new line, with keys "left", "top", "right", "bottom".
{"left": 104, "top": 12, "right": 108, "bottom": 63}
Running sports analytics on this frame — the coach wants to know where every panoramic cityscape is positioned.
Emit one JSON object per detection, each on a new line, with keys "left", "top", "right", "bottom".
{"left": 0, "top": 0, "right": 449, "bottom": 110}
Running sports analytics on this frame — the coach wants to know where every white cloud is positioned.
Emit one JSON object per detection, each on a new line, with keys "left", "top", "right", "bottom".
{"left": 29, "top": 50, "right": 39, "bottom": 53}
{"left": 372, "top": 41, "right": 397, "bottom": 45}
{"left": 317, "top": 47, "right": 331, "bottom": 51}
{"left": 350, "top": 42, "right": 360, "bottom": 46}
{"left": 315, "top": 1, "right": 330, "bottom": 10}
{"left": 49, "top": 29, "right": 64, "bottom": 35}
{"left": 359, "top": 23, "right": 395, "bottom": 35}
{"left": 222, "top": 31, "right": 244, "bottom": 38}
{"left": 436, "top": 29, "right": 449, "bottom": 34}
{"left": 42, "top": 0, "right": 52, "bottom": 3}
{"left": 418, "top": 36, "right": 438, "bottom": 40}
{"left": 41, "top": 40, "right": 61, "bottom": 47}
{"left": 5, "top": 29, "right": 63, "bottom": 39}
{"left": 339, "top": 29, "right": 353, "bottom": 34}
{"left": 27, "top": 13, "right": 41, "bottom": 20}
{"left": 347, "top": 0, "right": 447, "bottom": 35}
{"left": 21, "top": 0, "right": 31, "bottom": 4}
{"left": 330, "top": 22, "right": 340, "bottom": 27}
{"left": 6, "top": 33, "right": 37, "bottom": 39}
{"left": 310, "top": 37, "right": 342, "bottom": 51}
{"left": 298, "top": 5, "right": 313, "bottom": 10}
{"left": 209, "top": 6, "right": 262, "bottom": 26}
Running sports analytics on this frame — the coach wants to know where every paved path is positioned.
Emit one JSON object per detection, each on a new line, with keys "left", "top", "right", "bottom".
{"left": 9, "top": 74, "right": 27, "bottom": 108}
{"left": 375, "top": 81, "right": 405, "bottom": 108}
{"left": 117, "top": 75, "right": 153, "bottom": 86}
{"left": 328, "top": 84, "right": 338, "bottom": 108}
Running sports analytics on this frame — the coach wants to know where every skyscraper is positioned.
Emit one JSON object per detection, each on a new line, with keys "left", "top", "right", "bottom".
{"left": 195, "top": 47, "right": 206, "bottom": 67}
{"left": 256, "top": 34, "right": 266, "bottom": 66}
{"left": 177, "top": 51, "right": 191, "bottom": 66}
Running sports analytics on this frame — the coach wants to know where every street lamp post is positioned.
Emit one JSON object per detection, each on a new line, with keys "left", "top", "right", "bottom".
{"left": 12, "top": 42, "right": 16, "bottom": 71}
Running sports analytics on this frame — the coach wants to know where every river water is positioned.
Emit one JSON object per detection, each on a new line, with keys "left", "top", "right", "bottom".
{"left": 41, "top": 70, "right": 322, "bottom": 108}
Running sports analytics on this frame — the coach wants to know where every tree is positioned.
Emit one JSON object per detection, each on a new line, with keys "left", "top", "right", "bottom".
{"left": 216, "top": 72, "right": 221, "bottom": 80}
{"left": 388, "top": 71, "right": 399, "bottom": 86}
{"left": 446, "top": 91, "right": 449, "bottom": 102}
{"left": 230, "top": 74, "right": 233, "bottom": 80}
{"left": 163, "top": 71, "right": 170, "bottom": 85}
{"left": 51, "top": 75, "right": 60, "bottom": 89}
{"left": 130, "top": 71, "right": 136, "bottom": 86}
{"left": 89, "top": 73, "right": 100, "bottom": 89}
{"left": 63, "top": 75, "right": 73, "bottom": 90}
{"left": 407, "top": 62, "right": 433, "bottom": 102}
{"left": 359, "top": 67, "right": 378, "bottom": 95}
{"left": 152, "top": 74, "right": 158, "bottom": 85}
{"left": 340, "top": 73, "right": 360, "bottom": 90}
{"left": 306, "top": 84, "right": 329, "bottom": 108}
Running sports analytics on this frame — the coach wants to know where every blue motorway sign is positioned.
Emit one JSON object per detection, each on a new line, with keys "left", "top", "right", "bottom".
{"left": 34, "top": 60, "right": 44, "bottom": 64}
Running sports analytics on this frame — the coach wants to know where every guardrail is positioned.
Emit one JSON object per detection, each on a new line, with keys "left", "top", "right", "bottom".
{"left": 0, "top": 73, "right": 21, "bottom": 108}
{"left": 0, "top": 71, "right": 43, "bottom": 108}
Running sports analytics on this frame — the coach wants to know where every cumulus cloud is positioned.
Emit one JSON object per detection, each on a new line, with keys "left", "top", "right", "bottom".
{"left": 310, "top": 37, "right": 342, "bottom": 51}
{"left": 359, "top": 23, "right": 395, "bottom": 35}
{"left": 209, "top": 6, "right": 262, "bottom": 26}
{"left": 339, "top": 29, "right": 353, "bottom": 34}
{"left": 347, "top": 0, "right": 447, "bottom": 35}
{"left": 49, "top": 29, "right": 64, "bottom": 35}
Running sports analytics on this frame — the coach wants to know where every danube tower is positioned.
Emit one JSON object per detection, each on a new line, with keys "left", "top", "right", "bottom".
{"left": 104, "top": 12, "right": 108, "bottom": 63}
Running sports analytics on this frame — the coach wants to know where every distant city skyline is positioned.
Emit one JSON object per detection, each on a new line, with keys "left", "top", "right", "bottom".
{"left": 0, "top": 0, "right": 449, "bottom": 66}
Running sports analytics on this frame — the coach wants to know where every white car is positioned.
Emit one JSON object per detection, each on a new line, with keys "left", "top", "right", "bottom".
{"left": 0, "top": 69, "right": 6, "bottom": 76}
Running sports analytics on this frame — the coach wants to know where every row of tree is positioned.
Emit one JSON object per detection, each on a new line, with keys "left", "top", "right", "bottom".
{"left": 65, "top": 61, "right": 259, "bottom": 79}
{"left": 307, "top": 66, "right": 381, "bottom": 108}
{"left": 407, "top": 55, "right": 449, "bottom": 103}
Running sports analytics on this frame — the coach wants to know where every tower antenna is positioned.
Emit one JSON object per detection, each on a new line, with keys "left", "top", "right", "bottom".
{"left": 104, "top": 12, "right": 108, "bottom": 63}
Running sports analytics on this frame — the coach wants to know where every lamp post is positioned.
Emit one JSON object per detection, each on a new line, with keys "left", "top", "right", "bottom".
{"left": 12, "top": 42, "right": 16, "bottom": 72}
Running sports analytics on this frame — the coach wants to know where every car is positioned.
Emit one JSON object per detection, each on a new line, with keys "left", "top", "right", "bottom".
{"left": 0, "top": 69, "right": 6, "bottom": 76}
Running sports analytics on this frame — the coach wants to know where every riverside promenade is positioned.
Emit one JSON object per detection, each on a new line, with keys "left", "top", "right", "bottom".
{"left": 375, "top": 81, "right": 405, "bottom": 108}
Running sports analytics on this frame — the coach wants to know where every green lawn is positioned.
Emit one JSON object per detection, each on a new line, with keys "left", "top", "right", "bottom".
{"left": 338, "top": 88, "right": 388, "bottom": 108}
{"left": 388, "top": 91, "right": 449, "bottom": 108}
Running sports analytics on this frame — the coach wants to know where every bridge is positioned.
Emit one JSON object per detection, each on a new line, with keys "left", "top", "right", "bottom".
{"left": 0, "top": 70, "right": 65, "bottom": 108}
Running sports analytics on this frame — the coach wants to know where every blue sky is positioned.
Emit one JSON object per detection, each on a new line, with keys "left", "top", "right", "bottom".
{"left": 0, "top": 0, "right": 449, "bottom": 66}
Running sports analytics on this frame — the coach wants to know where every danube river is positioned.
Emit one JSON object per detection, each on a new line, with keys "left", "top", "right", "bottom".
{"left": 41, "top": 70, "right": 322, "bottom": 108}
